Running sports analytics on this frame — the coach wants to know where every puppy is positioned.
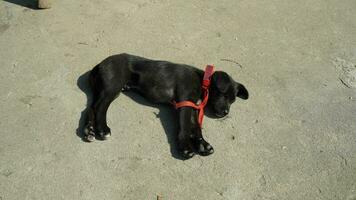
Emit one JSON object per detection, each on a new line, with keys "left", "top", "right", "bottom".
{"left": 84, "top": 53, "right": 248, "bottom": 158}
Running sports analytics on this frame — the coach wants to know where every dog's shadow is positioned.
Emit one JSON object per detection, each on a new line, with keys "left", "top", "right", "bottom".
{"left": 77, "top": 71, "right": 185, "bottom": 160}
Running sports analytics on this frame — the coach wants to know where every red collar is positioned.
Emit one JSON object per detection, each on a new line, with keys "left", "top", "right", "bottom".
{"left": 173, "top": 65, "right": 215, "bottom": 128}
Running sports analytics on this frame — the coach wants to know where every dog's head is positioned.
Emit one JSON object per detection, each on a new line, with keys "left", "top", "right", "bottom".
{"left": 208, "top": 71, "right": 248, "bottom": 117}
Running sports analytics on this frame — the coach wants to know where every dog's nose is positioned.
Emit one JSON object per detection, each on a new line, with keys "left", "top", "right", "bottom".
{"left": 224, "top": 109, "right": 229, "bottom": 115}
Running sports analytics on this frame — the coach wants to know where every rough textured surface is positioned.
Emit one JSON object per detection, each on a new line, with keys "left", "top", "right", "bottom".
{"left": 0, "top": 0, "right": 355, "bottom": 199}
{"left": 38, "top": 0, "right": 52, "bottom": 9}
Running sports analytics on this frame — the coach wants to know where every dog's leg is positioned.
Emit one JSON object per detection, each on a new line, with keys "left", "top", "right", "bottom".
{"left": 85, "top": 64, "right": 126, "bottom": 141}
{"left": 93, "top": 91, "right": 119, "bottom": 140}
{"left": 191, "top": 110, "right": 214, "bottom": 156}
{"left": 177, "top": 107, "right": 196, "bottom": 158}
{"left": 83, "top": 70, "right": 99, "bottom": 142}
{"left": 84, "top": 107, "right": 96, "bottom": 142}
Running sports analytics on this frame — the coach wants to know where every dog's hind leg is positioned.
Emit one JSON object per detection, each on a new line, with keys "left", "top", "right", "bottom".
{"left": 92, "top": 90, "right": 120, "bottom": 140}
{"left": 84, "top": 89, "right": 120, "bottom": 141}
{"left": 83, "top": 64, "right": 127, "bottom": 141}
{"left": 83, "top": 68, "right": 99, "bottom": 142}
{"left": 83, "top": 107, "right": 96, "bottom": 142}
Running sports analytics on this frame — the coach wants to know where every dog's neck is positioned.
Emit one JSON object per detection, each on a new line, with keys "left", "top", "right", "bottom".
{"left": 194, "top": 67, "right": 217, "bottom": 87}
{"left": 193, "top": 68, "right": 206, "bottom": 83}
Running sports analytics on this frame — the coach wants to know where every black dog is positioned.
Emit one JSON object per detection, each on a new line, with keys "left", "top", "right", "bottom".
{"left": 84, "top": 53, "right": 248, "bottom": 158}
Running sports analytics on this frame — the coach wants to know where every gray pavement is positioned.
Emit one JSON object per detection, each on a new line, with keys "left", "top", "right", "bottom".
{"left": 0, "top": 0, "right": 355, "bottom": 199}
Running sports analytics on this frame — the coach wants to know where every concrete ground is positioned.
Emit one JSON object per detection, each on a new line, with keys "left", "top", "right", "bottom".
{"left": 0, "top": 0, "right": 355, "bottom": 199}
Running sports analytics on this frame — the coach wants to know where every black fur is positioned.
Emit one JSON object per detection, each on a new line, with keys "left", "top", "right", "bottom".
{"left": 84, "top": 53, "right": 248, "bottom": 158}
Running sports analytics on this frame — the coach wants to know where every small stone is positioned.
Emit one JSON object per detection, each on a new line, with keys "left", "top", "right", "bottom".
{"left": 349, "top": 96, "right": 353, "bottom": 100}
{"left": 282, "top": 146, "right": 287, "bottom": 150}
{"left": 231, "top": 135, "right": 235, "bottom": 140}
{"left": 254, "top": 119, "right": 259, "bottom": 123}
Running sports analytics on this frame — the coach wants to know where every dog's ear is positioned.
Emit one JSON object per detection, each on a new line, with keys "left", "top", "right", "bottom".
{"left": 235, "top": 82, "right": 249, "bottom": 100}
{"left": 212, "top": 72, "right": 230, "bottom": 93}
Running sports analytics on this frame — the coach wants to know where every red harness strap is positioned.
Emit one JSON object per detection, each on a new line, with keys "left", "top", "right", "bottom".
{"left": 173, "top": 65, "right": 215, "bottom": 128}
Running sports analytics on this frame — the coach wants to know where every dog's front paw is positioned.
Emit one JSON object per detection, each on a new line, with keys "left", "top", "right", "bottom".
{"left": 181, "top": 149, "right": 195, "bottom": 159}
{"left": 178, "top": 136, "right": 195, "bottom": 159}
{"left": 84, "top": 124, "right": 96, "bottom": 142}
{"left": 97, "top": 131, "right": 111, "bottom": 140}
{"left": 96, "top": 127, "right": 111, "bottom": 140}
{"left": 195, "top": 138, "right": 214, "bottom": 156}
